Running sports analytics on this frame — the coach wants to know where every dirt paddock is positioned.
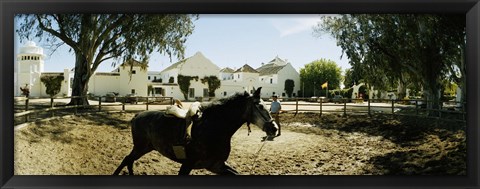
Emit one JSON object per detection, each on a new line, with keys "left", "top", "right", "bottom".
{"left": 14, "top": 112, "right": 466, "bottom": 175}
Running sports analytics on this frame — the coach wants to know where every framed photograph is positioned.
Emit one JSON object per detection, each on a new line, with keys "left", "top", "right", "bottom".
{"left": 1, "top": 0, "right": 479, "bottom": 188}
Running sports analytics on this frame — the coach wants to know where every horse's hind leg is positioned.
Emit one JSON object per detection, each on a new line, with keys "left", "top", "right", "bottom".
{"left": 113, "top": 145, "right": 152, "bottom": 175}
{"left": 207, "top": 162, "right": 239, "bottom": 175}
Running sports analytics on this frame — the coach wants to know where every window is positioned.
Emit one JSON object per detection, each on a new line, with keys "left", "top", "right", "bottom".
{"left": 154, "top": 76, "right": 157, "bottom": 80}
{"left": 270, "top": 78, "right": 273, "bottom": 84}
{"left": 224, "top": 92, "right": 227, "bottom": 96}
{"left": 189, "top": 88, "right": 195, "bottom": 98}
{"left": 237, "top": 74, "right": 240, "bottom": 79}
{"left": 132, "top": 70, "right": 136, "bottom": 74}
{"left": 131, "top": 89, "right": 136, "bottom": 94}
{"left": 203, "top": 88, "right": 209, "bottom": 97}
{"left": 148, "top": 76, "right": 151, "bottom": 80}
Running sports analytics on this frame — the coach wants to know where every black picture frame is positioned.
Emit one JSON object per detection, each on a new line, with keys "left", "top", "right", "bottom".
{"left": 1, "top": 0, "right": 479, "bottom": 189}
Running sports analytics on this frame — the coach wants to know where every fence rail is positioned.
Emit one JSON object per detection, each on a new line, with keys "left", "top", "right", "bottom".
{"left": 261, "top": 97, "right": 466, "bottom": 123}
{"left": 14, "top": 96, "right": 465, "bottom": 126}
{"left": 14, "top": 95, "right": 174, "bottom": 125}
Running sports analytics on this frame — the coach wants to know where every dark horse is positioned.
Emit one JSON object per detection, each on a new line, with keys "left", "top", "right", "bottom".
{"left": 113, "top": 87, "right": 278, "bottom": 175}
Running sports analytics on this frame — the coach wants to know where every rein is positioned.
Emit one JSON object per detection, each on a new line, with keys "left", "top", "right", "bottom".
{"left": 248, "top": 138, "right": 268, "bottom": 175}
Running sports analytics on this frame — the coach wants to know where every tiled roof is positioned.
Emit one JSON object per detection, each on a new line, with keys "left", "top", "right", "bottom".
{"left": 41, "top": 72, "right": 64, "bottom": 77}
{"left": 161, "top": 58, "right": 188, "bottom": 73}
{"left": 120, "top": 59, "right": 148, "bottom": 67}
{"left": 256, "top": 63, "right": 286, "bottom": 76}
{"left": 220, "top": 67, "right": 235, "bottom": 73}
{"left": 234, "top": 64, "right": 259, "bottom": 73}
{"left": 268, "top": 56, "right": 288, "bottom": 66}
{"left": 95, "top": 72, "right": 120, "bottom": 76}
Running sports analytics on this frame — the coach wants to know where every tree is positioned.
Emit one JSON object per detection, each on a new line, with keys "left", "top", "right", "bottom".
{"left": 299, "top": 59, "right": 342, "bottom": 97}
{"left": 343, "top": 68, "right": 363, "bottom": 89}
{"left": 316, "top": 14, "right": 465, "bottom": 113}
{"left": 40, "top": 75, "right": 64, "bottom": 97}
{"left": 177, "top": 75, "right": 198, "bottom": 100}
{"left": 16, "top": 14, "right": 198, "bottom": 105}
{"left": 201, "top": 76, "right": 221, "bottom": 97}
{"left": 20, "top": 84, "right": 30, "bottom": 97}
{"left": 284, "top": 79, "right": 295, "bottom": 97}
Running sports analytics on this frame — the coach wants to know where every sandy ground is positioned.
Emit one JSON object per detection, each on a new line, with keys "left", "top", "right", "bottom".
{"left": 14, "top": 112, "right": 466, "bottom": 175}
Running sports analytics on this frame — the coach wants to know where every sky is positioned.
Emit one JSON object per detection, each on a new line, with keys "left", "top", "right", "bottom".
{"left": 15, "top": 14, "right": 351, "bottom": 74}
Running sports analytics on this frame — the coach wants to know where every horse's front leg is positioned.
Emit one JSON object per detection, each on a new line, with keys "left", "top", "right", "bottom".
{"left": 178, "top": 163, "right": 193, "bottom": 175}
{"left": 208, "top": 162, "right": 239, "bottom": 175}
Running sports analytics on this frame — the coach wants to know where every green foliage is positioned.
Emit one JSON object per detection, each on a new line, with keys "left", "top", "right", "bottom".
{"left": 343, "top": 68, "right": 369, "bottom": 89}
{"left": 177, "top": 74, "right": 198, "bottom": 100}
{"left": 201, "top": 76, "right": 221, "bottom": 97}
{"left": 300, "top": 58, "right": 342, "bottom": 97}
{"left": 147, "top": 85, "right": 153, "bottom": 96}
{"left": 20, "top": 84, "right": 30, "bottom": 97}
{"left": 284, "top": 79, "right": 295, "bottom": 97}
{"left": 16, "top": 14, "right": 198, "bottom": 105}
{"left": 317, "top": 14, "right": 465, "bottom": 111}
{"left": 40, "top": 75, "right": 64, "bottom": 97}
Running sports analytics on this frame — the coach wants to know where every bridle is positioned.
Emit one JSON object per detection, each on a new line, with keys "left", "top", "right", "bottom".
{"left": 245, "top": 97, "right": 274, "bottom": 135}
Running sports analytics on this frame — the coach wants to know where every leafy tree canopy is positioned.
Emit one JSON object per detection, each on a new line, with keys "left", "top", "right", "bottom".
{"left": 16, "top": 14, "right": 198, "bottom": 105}
{"left": 177, "top": 74, "right": 198, "bottom": 100}
{"left": 40, "top": 75, "right": 64, "bottom": 97}
{"left": 284, "top": 79, "right": 295, "bottom": 98}
{"left": 300, "top": 58, "right": 342, "bottom": 97}
{"left": 201, "top": 76, "right": 221, "bottom": 97}
{"left": 316, "top": 14, "right": 465, "bottom": 111}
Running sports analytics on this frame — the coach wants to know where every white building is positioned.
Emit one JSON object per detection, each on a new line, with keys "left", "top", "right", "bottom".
{"left": 16, "top": 42, "right": 72, "bottom": 97}
{"left": 150, "top": 53, "right": 301, "bottom": 100}
{"left": 16, "top": 42, "right": 300, "bottom": 100}
{"left": 88, "top": 60, "right": 148, "bottom": 97}
{"left": 151, "top": 52, "right": 221, "bottom": 100}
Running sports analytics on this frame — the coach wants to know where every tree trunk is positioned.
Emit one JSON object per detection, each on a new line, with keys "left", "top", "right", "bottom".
{"left": 422, "top": 74, "right": 442, "bottom": 117}
{"left": 69, "top": 53, "right": 91, "bottom": 106}
{"left": 397, "top": 80, "right": 407, "bottom": 100}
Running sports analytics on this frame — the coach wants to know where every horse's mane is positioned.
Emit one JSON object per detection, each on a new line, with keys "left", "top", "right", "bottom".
{"left": 199, "top": 91, "right": 250, "bottom": 119}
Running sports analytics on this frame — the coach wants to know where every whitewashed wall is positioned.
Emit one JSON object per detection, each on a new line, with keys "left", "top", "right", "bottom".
{"left": 119, "top": 66, "right": 148, "bottom": 96}
{"left": 88, "top": 74, "right": 120, "bottom": 96}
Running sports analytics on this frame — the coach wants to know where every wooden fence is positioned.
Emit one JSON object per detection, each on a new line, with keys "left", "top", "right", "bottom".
{"left": 264, "top": 97, "right": 466, "bottom": 123}
{"left": 14, "top": 96, "right": 174, "bottom": 125}
{"left": 14, "top": 96, "right": 465, "bottom": 126}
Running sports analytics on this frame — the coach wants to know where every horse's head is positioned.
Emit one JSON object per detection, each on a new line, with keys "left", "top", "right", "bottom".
{"left": 245, "top": 87, "right": 278, "bottom": 137}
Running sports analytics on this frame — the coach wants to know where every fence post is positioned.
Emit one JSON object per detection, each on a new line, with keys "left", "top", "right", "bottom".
{"left": 319, "top": 99, "right": 322, "bottom": 117}
{"left": 295, "top": 98, "right": 299, "bottom": 115}
{"left": 343, "top": 100, "right": 347, "bottom": 117}
{"left": 50, "top": 97, "right": 54, "bottom": 117}
{"left": 415, "top": 100, "right": 419, "bottom": 116}
{"left": 25, "top": 98, "right": 29, "bottom": 122}
{"left": 74, "top": 97, "right": 78, "bottom": 115}
{"left": 122, "top": 97, "right": 125, "bottom": 111}
{"left": 391, "top": 99, "right": 395, "bottom": 115}
{"left": 98, "top": 96, "right": 102, "bottom": 111}
{"left": 368, "top": 98, "right": 371, "bottom": 117}
{"left": 83, "top": 96, "right": 87, "bottom": 110}
{"left": 146, "top": 97, "right": 149, "bottom": 110}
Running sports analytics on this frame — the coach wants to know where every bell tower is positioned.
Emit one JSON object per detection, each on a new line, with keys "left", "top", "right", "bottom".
{"left": 17, "top": 41, "right": 45, "bottom": 97}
